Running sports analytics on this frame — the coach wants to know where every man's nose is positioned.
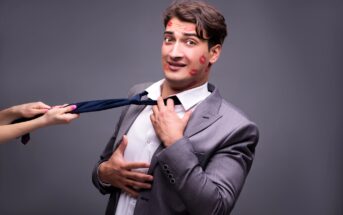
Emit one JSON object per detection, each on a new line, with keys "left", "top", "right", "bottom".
{"left": 169, "top": 42, "right": 184, "bottom": 59}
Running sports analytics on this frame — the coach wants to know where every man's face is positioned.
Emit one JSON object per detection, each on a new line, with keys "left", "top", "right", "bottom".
{"left": 161, "top": 17, "right": 220, "bottom": 91}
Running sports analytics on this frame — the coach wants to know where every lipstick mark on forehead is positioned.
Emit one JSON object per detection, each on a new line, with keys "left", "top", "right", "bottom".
{"left": 199, "top": 55, "right": 206, "bottom": 64}
{"left": 167, "top": 20, "right": 196, "bottom": 33}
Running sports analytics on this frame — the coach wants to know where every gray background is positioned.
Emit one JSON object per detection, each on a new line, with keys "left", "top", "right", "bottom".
{"left": 0, "top": 0, "right": 342, "bottom": 214}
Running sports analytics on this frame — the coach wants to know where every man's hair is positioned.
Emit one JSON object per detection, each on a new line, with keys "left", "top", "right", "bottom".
{"left": 163, "top": 0, "right": 227, "bottom": 49}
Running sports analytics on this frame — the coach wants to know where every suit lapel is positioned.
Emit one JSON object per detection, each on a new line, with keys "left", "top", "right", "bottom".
{"left": 185, "top": 83, "right": 223, "bottom": 137}
{"left": 185, "top": 112, "right": 222, "bottom": 138}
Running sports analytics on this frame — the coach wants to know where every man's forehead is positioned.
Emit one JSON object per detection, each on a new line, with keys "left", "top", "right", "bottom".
{"left": 166, "top": 18, "right": 196, "bottom": 34}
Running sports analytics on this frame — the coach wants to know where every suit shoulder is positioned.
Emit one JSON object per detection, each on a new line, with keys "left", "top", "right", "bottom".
{"left": 218, "top": 99, "right": 259, "bottom": 143}
{"left": 127, "top": 82, "right": 153, "bottom": 96}
{"left": 219, "top": 98, "right": 258, "bottom": 128}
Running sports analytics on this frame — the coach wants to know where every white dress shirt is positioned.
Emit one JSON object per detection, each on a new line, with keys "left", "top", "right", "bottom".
{"left": 115, "top": 79, "right": 210, "bottom": 215}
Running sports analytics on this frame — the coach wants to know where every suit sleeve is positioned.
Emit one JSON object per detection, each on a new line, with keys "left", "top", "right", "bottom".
{"left": 155, "top": 122, "right": 259, "bottom": 215}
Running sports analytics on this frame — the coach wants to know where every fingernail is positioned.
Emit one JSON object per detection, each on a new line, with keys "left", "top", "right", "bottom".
{"left": 71, "top": 105, "right": 77, "bottom": 110}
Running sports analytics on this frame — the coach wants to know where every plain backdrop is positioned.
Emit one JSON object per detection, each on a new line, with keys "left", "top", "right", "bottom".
{"left": 1, "top": 0, "right": 342, "bottom": 214}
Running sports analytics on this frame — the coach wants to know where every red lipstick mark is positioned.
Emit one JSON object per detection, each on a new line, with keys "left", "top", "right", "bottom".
{"left": 167, "top": 21, "right": 173, "bottom": 27}
{"left": 163, "top": 63, "right": 169, "bottom": 71}
{"left": 199, "top": 55, "right": 206, "bottom": 64}
{"left": 189, "top": 69, "right": 198, "bottom": 76}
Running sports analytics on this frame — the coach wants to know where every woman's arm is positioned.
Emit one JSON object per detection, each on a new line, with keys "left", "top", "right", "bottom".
{"left": 0, "top": 102, "right": 51, "bottom": 125}
{"left": 0, "top": 105, "right": 79, "bottom": 144}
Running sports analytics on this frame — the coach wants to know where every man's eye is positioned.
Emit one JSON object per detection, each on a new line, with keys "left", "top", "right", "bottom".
{"left": 186, "top": 39, "right": 197, "bottom": 46}
{"left": 164, "top": 37, "right": 173, "bottom": 43}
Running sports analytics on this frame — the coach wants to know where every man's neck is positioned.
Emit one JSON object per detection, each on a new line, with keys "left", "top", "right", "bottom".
{"left": 161, "top": 79, "right": 208, "bottom": 98}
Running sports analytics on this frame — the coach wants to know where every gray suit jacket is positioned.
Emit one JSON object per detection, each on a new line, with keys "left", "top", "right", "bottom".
{"left": 92, "top": 82, "right": 259, "bottom": 215}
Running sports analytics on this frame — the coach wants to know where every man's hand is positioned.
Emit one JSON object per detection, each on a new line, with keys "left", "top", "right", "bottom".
{"left": 150, "top": 97, "right": 192, "bottom": 147}
{"left": 98, "top": 135, "right": 154, "bottom": 198}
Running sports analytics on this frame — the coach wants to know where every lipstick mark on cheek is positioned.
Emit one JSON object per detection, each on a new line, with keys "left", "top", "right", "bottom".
{"left": 199, "top": 55, "right": 206, "bottom": 64}
{"left": 189, "top": 69, "right": 198, "bottom": 76}
{"left": 163, "top": 63, "right": 169, "bottom": 71}
{"left": 167, "top": 21, "right": 173, "bottom": 27}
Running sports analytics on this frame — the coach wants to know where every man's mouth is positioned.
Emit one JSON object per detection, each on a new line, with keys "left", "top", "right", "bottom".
{"left": 167, "top": 61, "right": 186, "bottom": 71}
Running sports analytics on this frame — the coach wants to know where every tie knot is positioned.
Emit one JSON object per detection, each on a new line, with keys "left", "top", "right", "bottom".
{"left": 163, "top": 96, "right": 181, "bottom": 105}
{"left": 138, "top": 91, "right": 181, "bottom": 105}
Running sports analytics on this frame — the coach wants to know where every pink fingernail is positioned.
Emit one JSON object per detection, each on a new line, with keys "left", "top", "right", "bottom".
{"left": 71, "top": 105, "right": 77, "bottom": 110}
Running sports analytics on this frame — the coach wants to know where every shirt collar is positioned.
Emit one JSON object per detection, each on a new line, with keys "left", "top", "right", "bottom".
{"left": 145, "top": 79, "right": 210, "bottom": 111}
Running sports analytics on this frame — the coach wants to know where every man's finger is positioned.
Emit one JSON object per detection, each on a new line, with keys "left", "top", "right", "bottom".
{"left": 157, "top": 96, "right": 165, "bottom": 110}
{"left": 126, "top": 178, "right": 152, "bottom": 189}
{"left": 166, "top": 98, "right": 175, "bottom": 111}
{"left": 152, "top": 105, "right": 159, "bottom": 115}
{"left": 117, "top": 135, "right": 128, "bottom": 155}
{"left": 124, "top": 162, "right": 150, "bottom": 170}
{"left": 122, "top": 186, "right": 140, "bottom": 198}
{"left": 150, "top": 113, "right": 155, "bottom": 124}
{"left": 124, "top": 170, "right": 153, "bottom": 183}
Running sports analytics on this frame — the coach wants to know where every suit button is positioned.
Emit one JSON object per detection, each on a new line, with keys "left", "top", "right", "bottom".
{"left": 170, "top": 178, "right": 176, "bottom": 184}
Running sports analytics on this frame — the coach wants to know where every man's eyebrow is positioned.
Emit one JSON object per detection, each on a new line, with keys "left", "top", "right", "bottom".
{"left": 164, "top": 31, "right": 199, "bottom": 38}
{"left": 183, "top": 33, "right": 198, "bottom": 37}
{"left": 164, "top": 31, "right": 173, "bottom": 35}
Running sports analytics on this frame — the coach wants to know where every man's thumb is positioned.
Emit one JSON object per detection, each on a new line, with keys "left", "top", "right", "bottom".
{"left": 117, "top": 135, "right": 128, "bottom": 155}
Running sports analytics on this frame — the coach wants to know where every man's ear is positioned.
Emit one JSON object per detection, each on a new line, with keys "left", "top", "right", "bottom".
{"left": 209, "top": 44, "right": 222, "bottom": 64}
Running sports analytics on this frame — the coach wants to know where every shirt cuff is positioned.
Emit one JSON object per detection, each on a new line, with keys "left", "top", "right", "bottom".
{"left": 97, "top": 166, "right": 111, "bottom": 187}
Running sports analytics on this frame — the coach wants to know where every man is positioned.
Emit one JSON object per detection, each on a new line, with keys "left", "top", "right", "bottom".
{"left": 92, "top": 1, "right": 259, "bottom": 214}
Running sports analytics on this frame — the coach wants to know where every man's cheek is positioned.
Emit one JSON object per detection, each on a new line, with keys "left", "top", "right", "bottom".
{"left": 189, "top": 69, "right": 198, "bottom": 76}
{"left": 199, "top": 55, "right": 206, "bottom": 64}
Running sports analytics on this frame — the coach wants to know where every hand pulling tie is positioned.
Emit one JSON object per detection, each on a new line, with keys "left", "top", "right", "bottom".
{"left": 12, "top": 91, "right": 181, "bottom": 144}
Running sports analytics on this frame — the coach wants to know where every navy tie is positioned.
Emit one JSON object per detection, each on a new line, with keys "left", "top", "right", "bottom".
{"left": 12, "top": 91, "right": 181, "bottom": 144}
{"left": 70, "top": 91, "right": 180, "bottom": 114}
